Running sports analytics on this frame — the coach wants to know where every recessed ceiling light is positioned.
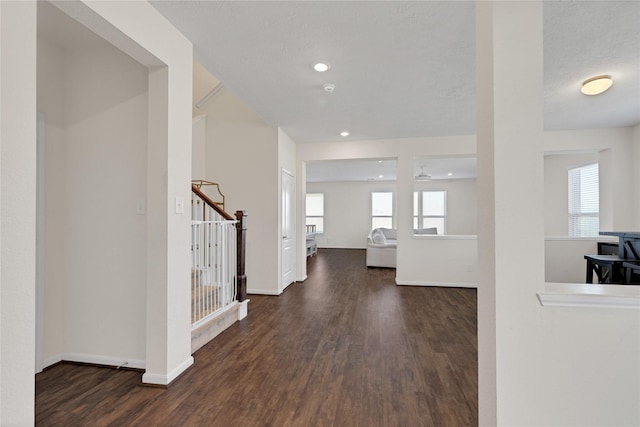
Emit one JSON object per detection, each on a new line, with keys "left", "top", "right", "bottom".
{"left": 378, "top": 175, "right": 384, "bottom": 178}
{"left": 339, "top": 131, "right": 349, "bottom": 137}
{"left": 448, "top": 172, "right": 453, "bottom": 176}
{"left": 313, "top": 62, "right": 330, "bottom": 72}
{"left": 581, "top": 75, "right": 613, "bottom": 96}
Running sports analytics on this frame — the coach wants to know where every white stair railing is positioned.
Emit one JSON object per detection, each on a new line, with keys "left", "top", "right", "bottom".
{"left": 191, "top": 192, "right": 238, "bottom": 328}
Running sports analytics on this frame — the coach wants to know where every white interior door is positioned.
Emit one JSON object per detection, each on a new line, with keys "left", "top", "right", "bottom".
{"left": 281, "top": 169, "right": 296, "bottom": 290}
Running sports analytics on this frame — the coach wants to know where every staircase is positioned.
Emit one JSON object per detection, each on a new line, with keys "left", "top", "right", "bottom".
{"left": 191, "top": 181, "right": 248, "bottom": 353}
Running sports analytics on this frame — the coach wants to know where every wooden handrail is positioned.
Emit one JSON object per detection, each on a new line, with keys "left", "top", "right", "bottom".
{"left": 191, "top": 184, "right": 234, "bottom": 220}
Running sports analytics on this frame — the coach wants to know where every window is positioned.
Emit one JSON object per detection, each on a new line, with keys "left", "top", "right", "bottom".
{"left": 568, "top": 163, "right": 599, "bottom": 237}
{"left": 371, "top": 192, "right": 394, "bottom": 229}
{"left": 413, "top": 191, "right": 446, "bottom": 234}
{"left": 306, "top": 193, "right": 324, "bottom": 233}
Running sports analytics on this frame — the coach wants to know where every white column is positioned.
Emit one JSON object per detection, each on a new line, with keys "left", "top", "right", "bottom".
{"left": 144, "top": 62, "right": 194, "bottom": 385}
{"left": 477, "top": 1, "right": 545, "bottom": 425}
{"left": 0, "top": 1, "right": 37, "bottom": 424}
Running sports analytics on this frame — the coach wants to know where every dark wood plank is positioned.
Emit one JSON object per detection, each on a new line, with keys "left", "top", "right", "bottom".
{"left": 36, "top": 249, "right": 478, "bottom": 426}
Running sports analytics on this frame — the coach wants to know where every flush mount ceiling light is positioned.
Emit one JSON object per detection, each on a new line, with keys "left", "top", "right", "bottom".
{"left": 339, "top": 130, "right": 349, "bottom": 137}
{"left": 581, "top": 75, "right": 613, "bottom": 96}
{"left": 313, "top": 62, "right": 330, "bottom": 72}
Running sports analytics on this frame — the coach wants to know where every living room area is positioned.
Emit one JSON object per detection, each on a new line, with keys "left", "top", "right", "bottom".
{"left": 302, "top": 126, "right": 639, "bottom": 289}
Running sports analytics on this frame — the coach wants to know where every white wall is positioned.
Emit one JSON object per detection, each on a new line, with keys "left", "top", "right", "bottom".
{"left": 202, "top": 87, "right": 280, "bottom": 295}
{"left": 192, "top": 115, "right": 206, "bottom": 180}
{"left": 37, "top": 38, "right": 67, "bottom": 364}
{"left": 544, "top": 127, "right": 636, "bottom": 231}
{"left": 41, "top": 0, "right": 194, "bottom": 386}
{"left": 397, "top": 236, "right": 478, "bottom": 287}
{"left": 0, "top": 2, "right": 37, "bottom": 424}
{"left": 542, "top": 128, "right": 637, "bottom": 284}
{"left": 307, "top": 178, "right": 477, "bottom": 251}
{"left": 544, "top": 237, "right": 616, "bottom": 283}
{"left": 307, "top": 180, "right": 397, "bottom": 248}
{"left": 544, "top": 152, "right": 598, "bottom": 236}
{"left": 415, "top": 178, "right": 477, "bottom": 235}
{"left": 38, "top": 38, "right": 149, "bottom": 366}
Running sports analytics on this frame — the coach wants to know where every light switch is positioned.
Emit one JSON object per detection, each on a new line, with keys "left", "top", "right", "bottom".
{"left": 175, "top": 197, "right": 184, "bottom": 214}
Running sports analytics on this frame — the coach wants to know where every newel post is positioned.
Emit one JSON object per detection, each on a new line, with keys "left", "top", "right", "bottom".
{"left": 235, "top": 210, "right": 247, "bottom": 302}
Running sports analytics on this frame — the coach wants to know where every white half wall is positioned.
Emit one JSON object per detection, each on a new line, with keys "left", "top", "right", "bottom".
{"left": 396, "top": 236, "right": 478, "bottom": 287}
{"left": 544, "top": 237, "right": 619, "bottom": 283}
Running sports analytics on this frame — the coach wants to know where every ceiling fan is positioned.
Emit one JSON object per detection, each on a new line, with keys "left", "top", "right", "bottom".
{"left": 415, "top": 166, "right": 432, "bottom": 182}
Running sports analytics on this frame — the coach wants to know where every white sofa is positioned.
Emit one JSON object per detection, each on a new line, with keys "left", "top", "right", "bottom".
{"left": 366, "top": 228, "right": 397, "bottom": 268}
{"left": 366, "top": 227, "right": 437, "bottom": 268}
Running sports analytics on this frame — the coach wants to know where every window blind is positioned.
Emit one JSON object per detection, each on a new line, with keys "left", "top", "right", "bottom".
{"left": 568, "top": 163, "right": 599, "bottom": 237}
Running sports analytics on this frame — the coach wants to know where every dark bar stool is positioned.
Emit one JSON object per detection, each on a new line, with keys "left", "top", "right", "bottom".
{"left": 623, "top": 261, "right": 640, "bottom": 285}
{"left": 584, "top": 255, "right": 627, "bottom": 284}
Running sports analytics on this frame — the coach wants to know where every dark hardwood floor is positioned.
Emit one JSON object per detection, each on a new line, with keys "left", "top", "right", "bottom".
{"left": 36, "top": 249, "right": 478, "bottom": 426}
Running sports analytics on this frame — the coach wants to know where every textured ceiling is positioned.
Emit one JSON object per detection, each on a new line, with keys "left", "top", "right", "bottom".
{"left": 151, "top": 0, "right": 640, "bottom": 144}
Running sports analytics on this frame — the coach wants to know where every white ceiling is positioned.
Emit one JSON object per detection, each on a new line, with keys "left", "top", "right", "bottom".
{"left": 150, "top": 0, "right": 640, "bottom": 145}
{"left": 38, "top": 1, "right": 639, "bottom": 182}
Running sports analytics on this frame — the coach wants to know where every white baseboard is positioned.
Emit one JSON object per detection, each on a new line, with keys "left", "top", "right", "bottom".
{"left": 238, "top": 299, "right": 249, "bottom": 320}
{"left": 247, "top": 288, "right": 282, "bottom": 295}
{"left": 318, "top": 246, "right": 366, "bottom": 250}
{"left": 43, "top": 352, "right": 146, "bottom": 370}
{"left": 42, "top": 354, "right": 63, "bottom": 370}
{"left": 142, "top": 356, "right": 194, "bottom": 386}
{"left": 395, "top": 279, "right": 477, "bottom": 289}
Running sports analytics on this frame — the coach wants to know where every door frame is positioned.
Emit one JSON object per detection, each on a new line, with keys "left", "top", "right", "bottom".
{"left": 280, "top": 168, "right": 296, "bottom": 291}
